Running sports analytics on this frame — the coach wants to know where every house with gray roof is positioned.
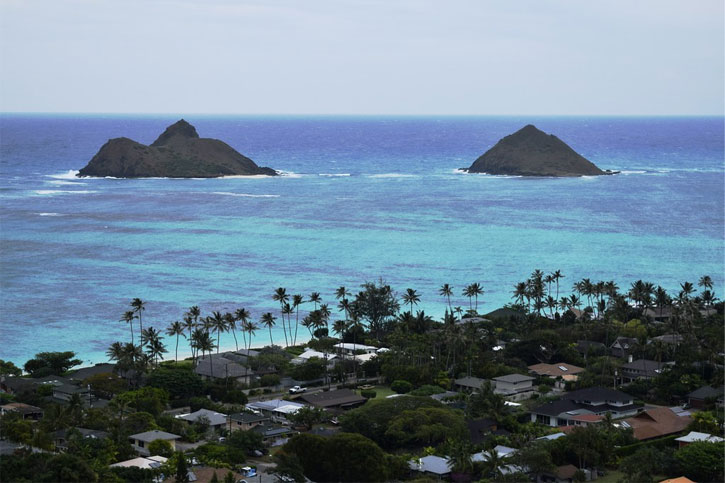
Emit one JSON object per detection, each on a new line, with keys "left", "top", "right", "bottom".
{"left": 453, "top": 376, "right": 488, "bottom": 393}
{"left": 194, "top": 356, "right": 253, "bottom": 385}
{"left": 175, "top": 408, "right": 228, "bottom": 433}
{"left": 300, "top": 389, "right": 367, "bottom": 410}
{"left": 128, "top": 430, "right": 181, "bottom": 456}
{"left": 620, "top": 359, "right": 670, "bottom": 383}
{"left": 530, "top": 387, "right": 641, "bottom": 426}
{"left": 493, "top": 373, "right": 536, "bottom": 401}
{"left": 408, "top": 455, "right": 451, "bottom": 477}
{"left": 687, "top": 385, "right": 724, "bottom": 409}
{"left": 228, "top": 412, "right": 270, "bottom": 432}
{"left": 251, "top": 423, "right": 297, "bottom": 447}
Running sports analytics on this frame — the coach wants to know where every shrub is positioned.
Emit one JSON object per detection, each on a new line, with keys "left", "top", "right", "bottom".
{"left": 360, "top": 390, "right": 376, "bottom": 399}
{"left": 260, "top": 374, "right": 280, "bottom": 387}
{"left": 390, "top": 380, "right": 413, "bottom": 394}
{"left": 148, "top": 439, "right": 174, "bottom": 458}
{"left": 409, "top": 385, "right": 445, "bottom": 396}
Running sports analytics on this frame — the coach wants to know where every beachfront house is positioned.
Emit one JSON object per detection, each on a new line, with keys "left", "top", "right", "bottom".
{"left": 128, "top": 430, "right": 180, "bottom": 456}
{"left": 333, "top": 343, "right": 378, "bottom": 356}
{"left": 530, "top": 387, "right": 641, "bottom": 427}
{"left": 194, "top": 355, "right": 253, "bottom": 385}
{"left": 291, "top": 349, "right": 337, "bottom": 368}
{"left": 493, "top": 373, "right": 536, "bottom": 401}
{"left": 109, "top": 456, "right": 168, "bottom": 470}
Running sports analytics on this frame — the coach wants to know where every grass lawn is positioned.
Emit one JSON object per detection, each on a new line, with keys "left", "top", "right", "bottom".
{"left": 355, "top": 385, "right": 396, "bottom": 399}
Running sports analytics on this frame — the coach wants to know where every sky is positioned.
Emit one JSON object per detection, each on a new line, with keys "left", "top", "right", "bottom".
{"left": 0, "top": 0, "right": 723, "bottom": 115}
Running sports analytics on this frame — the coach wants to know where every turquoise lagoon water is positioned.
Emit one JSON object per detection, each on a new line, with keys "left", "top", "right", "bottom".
{"left": 0, "top": 115, "right": 723, "bottom": 365}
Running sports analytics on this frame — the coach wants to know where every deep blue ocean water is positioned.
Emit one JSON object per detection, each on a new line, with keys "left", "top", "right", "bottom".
{"left": 1, "top": 115, "right": 723, "bottom": 366}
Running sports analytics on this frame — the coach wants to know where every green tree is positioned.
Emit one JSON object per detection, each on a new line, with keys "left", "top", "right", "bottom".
{"left": 23, "top": 351, "right": 82, "bottom": 377}
{"left": 148, "top": 439, "right": 174, "bottom": 457}
{"left": 289, "top": 405, "right": 325, "bottom": 430}
{"left": 166, "top": 320, "right": 186, "bottom": 364}
{"left": 175, "top": 451, "right": 190, "bottom": 483}
{"left": 131, "top": 298, "right": 147, "bottom": 345}
{"left": 675, "top": 441, "right": 724, "bottom": 483}
{"left": 0, "top": 359, "right": 22, "bottom": 376}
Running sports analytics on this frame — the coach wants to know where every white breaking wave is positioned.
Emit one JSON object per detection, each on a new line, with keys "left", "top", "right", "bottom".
{"left": 33, "top": 190, "right": 98, "bottom": 195}
{"left": 47, "top": 170, "right": 81, "bottom": 180}
{"left": 210, "top": 191, "right": 280, "bottom": 198}
{"left": 618, "top": 170, "right": 648, "bottom": 175}
{"left": 367, "top": 173, "right": 418, "bottom": 178}
{"left": 37, "top": 212, "right": 65, "bottom": 217}
{"left": 319, "top": 173, "right": 351, "bottom": 177}
{"left": 219, "top": 174, "right": 275, "bottom": 179}
{"left": 276, "top": 170, "right": 304, "bottom": 178}
{"left": 47, "top": 180, "right": 86, "bottom": 186}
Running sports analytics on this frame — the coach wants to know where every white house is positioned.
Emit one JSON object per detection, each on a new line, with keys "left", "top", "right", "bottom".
{"left": 128, "top": 430, "right": 180, "bottom": 456}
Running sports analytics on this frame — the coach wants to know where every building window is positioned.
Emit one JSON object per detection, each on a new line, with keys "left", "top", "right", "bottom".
{"left": 138, "top": 440, "right": 144, "bottom": 448}
{"left": 536, "top": 414, "right": 550, "bottom": 425}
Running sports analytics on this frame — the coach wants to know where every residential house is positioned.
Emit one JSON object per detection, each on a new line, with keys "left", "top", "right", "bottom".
{"left": 620, "top": 407, "right": 691, "bottom": 441}
{"left": 610, "top": 337, "right": 637, "bottom": 359}
{"left": 528, "top": 363, "right": 585, "bottom": 388}
{"left": 194, "top": 356, "right": 253, "bottom": 385}
{"left": 175, "top": 408, "right": 228, "bottom": 433}
{"left": 51, "top": 428, "right": 110, "bottom": 451}
{"left": 687, "top": 385, "right": 724, "bottom": 409}
{"left": 300, "top": 389, "right": 366, "bottom": 410}
{"left": 69, "top": 363, "right": 117, "bottom": 382}
{"left": 291, "top": 349, "right": 337, "bottom": 367}
{"left": 650, "top": 334, "right": 683, "bottom": 346}
{"left": 52, "top": 383, "right": 90, "bottom": 403}
{"left": 408, "top": 455, "right": 451, "bottom": 478}
{"left": 530, "top": 387, "right": 641, "bottom": 427}
{"left": 228, "top": 412, "right": 270, "bottom": 432}
{"left": 245, "top": 399, "right": 305, "bottom": 421}
{"left": 0, "top": 376, "right": 35, "bottom": 396}
{"left": 674, "top": 431, "right": 724, "bottom": 447}
{"left": 453, "top": 376, "right": 487, "bottom": 393}
{"left": 333, "top": 343, "right": 377, "bottom": 356}
{"left": 110, "top": 455, "right": 167, "bottom": 470}
{"left": 0, "top": 402, "right": 44, "bottom": 420}
{"left": 493, "top": 373, "right": 536, "bottom": 401}
{"left": 467, "top": 418, "right": 511, "bottom": 444}
{"left": 574, "top": 340, "right": 606, "bottom": 359}
{"left": 251, "top": 423, "right": 297, "bottom": 447}
{"left": 539, "top": 464, "right": 582, "bottom": 483}
{"left": 128, "top": 430, "right": 180, "bottom": 456}
{"left": 620, "top": 359, "right": 670, "bottom": 383}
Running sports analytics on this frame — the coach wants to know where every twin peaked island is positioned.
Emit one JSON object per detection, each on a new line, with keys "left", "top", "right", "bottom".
{"left": 78, "top": 120, "right": 613, "bottom": 178}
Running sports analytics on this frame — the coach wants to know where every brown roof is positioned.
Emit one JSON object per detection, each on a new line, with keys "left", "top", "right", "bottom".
{"left": 569, "top": 414, "right": 603, "bottom": 423}
{"left": 300, "top": 389, "right": 366, "bottom": 408}
{"left": 624, "top": 408, "right": 691, "bottom": 440}
{"left": 659, "top": 478, "right": 695, "bottom": 483}
{"left": 528, "top": 363, "right": 585, "bottom": 377}
{"left": 556, "top": 464, "right": 579, "bottom": 480}
{"left": 0, "top": 402, "right": 43, "bottom": 415}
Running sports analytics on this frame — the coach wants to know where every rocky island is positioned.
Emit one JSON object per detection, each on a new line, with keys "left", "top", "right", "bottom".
{"left": 77, "top": 120, "right": 277, "bottom": 178}
{"left": 465, "top": 124, "right": 615, "bottom": 177}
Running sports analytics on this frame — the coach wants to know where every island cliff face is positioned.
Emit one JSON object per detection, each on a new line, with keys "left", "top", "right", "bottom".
{"left": 466, "top": 125, "right": 608, "bottom": 177}
{"left": 78, "top": 120, "right": 277, "bottom": 178}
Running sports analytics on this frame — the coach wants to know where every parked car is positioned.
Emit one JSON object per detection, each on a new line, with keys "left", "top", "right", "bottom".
{"left": 289, "top": 385, "right": 307, "bottom": 394}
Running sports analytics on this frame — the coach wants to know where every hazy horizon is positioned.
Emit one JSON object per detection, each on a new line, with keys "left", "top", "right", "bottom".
{"left": 1, "top": 1, "right": 723, "bottom": 116}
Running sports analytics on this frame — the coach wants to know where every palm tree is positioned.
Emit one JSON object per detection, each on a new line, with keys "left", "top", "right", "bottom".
{"left": 121, "top": 311, "right": 136, "bottom": 345}
{"left": 224, "top": 312, "right": 239, "bottom": 351}
{"left": 261, "top": 312, "right": 276, "bottom": 346}
{"left": 463, "top": 285, "right": 474, "bottom": 312}
{"left": 182, "top": 315, "right": 196, "bottom": 362}
{"left": 335, "top": 286, "right": 350, "bottom": 320}
{"left": 484, "top": 448, "right": 506, "bottom": 479}
{"left": 281, "top": 303, "right": 293, "bottom": 347}
{"left": 273, "top": 287, "right": 290, "bottom": 345}
{"left": 166, "top": 321, "right": 186, "bottom": 364}
{"left": 147, "top": 336, "right": 167, "bottom": 367}
{"left": 234, "top": 308, "right": 250, "bottom": 350}
{"left": 447, "top": 439, "right": 474, "bottom": 474}
{"left": 402, "top": 288, "right": 420, "bottom": 313}
{"left": 208, "top": 311, "right": 228, "bottom": 354}
{"left": 194, "top": 330, "right": 216, "bottom": 377}
{"left": 309, "top": 292, "right": 322, "bottom": 311}
{"left": 698, "top": 275, "right": 713, "bottom": 291}
{"left": 292, "top": 294, "right": 304, "bottom": 346}
{"left": 553, "top": 270, "right": 564, "bottom": 299}
{"left": 131, "top": 298, "right": 146, "bottom": 344}
{"left": 106, "top": 341, "right": 125, "bottom": 362}
{"left": 243, "top": 320, "right": 258, "bottom": 355}
{"left": 513, "top": 282, "right": 528, "bottom": 309}
{"left": 439, "top": 284, "right": 453, "bottom": 312}
{"left": 332, "top": 319, "right": 347, "bottom": 340}
{"left": 469, "top": 282, "right": 483, "bottom": 311}
{"left": 679, "top": 281, "right": 695, "bottom": 301}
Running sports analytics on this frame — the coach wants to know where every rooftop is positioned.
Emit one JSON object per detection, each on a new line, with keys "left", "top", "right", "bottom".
{"left": 528, "top": 362, "right": 585, "bottom": 377}
{"left": 562, "top": 387, "right": 633, "bottom": 403}
{"left": 110, "top": 456, "right": 167, "bottom": 469}
{"left": 129, "top": 430, "right": 181, "bottom": 442}
{"left": 674, "top": 431, "right": 724, "bottom": 444}
{"left": 408, "top": 455, "right": 451, "bottom": 475}
{"left": 176, "top": 408, "right": 228, "bottom": 426}
{"left": 300, "top": 389, "right": 367, "bottom": 408}
{"left": 229, "top": 412, "right": 270, "bottom": 424}
{"left": 493, "top": 373, "right": 535, "bottom": 384}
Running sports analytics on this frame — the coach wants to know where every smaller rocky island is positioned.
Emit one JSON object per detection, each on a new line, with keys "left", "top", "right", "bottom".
{"left": 465, "top": 124, "right": 616, "bottom": 177}
{"left": 77, "top": 120, "right": 277, "bottom": 178}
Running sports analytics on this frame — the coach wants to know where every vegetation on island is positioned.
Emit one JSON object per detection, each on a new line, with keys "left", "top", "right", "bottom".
{"left": 0, "top": 272, "right": 722, "bottom": 482}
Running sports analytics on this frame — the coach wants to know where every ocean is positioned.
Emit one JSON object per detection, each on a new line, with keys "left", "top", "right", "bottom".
{"left": 0, "top": 115, "right": 723, "bottom": 366}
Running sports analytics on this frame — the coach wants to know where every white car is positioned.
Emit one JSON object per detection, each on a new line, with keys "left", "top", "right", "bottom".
{"left": 289, "top": 385, "right": 307, "bottom": 394}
